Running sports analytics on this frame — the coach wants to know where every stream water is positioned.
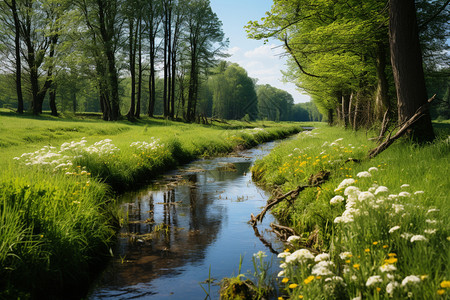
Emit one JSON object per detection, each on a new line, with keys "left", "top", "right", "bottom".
{"left": 89, "top": 141, "right": 287, "bottom": 300}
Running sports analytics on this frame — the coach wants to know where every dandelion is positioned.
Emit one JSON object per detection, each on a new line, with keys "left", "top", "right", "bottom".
{"left": 441, "top": 280, "right": 450, "bottom": 288}
{"left": 357, "top": 171, "right": 371, "bottom": 178}
{"left": 330, "top": 195, "right": 345, "bottom": 205}
{"left": 389, "top": 226, "right": 401, "bottom": 233}
{"left": 437, "top": 289, "right": 445, "bottom": 295}
{"left": 289, "top": 283, "right": 298, "bottom": 289}
{"left": 401, "top": 275, "right": 421, "bottom": 286}
{"left": 282, "top": 278, "right": 289, "bottom": 283}
{"left": 364, "top": 248, "right": 370, "bottom": 253}
{"left": 410, "top": 235, "right": 428, "bottom": 242}
{"left": 304, "top": 275, "right": 315, "bottom": 285}
{"left": 384, "top": 257, "right": 398, "bottom": 264}
{"left": 366, "top": 275, "right": 383, "bottom": 287}
{"left": 353, "top": 264, "right": 360, "bottom": 270}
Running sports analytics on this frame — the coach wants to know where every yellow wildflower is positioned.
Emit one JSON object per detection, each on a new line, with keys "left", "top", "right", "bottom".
{"left": 365, "top": 248, "right": 370, "bottom": 253}
{"left": 383, "top": 245, "right": 389, "bottom": 249}
{"left": 345, "top": 260, "right": 351, "bottom": 264}
{"left": 353, "top": 264, "right": 360, "bottom": 270}
{"left": 299, "top": 296, "right": 304, "bottom": 299}
{"left": 373, "top": 241, "right": 378, "bottom": 245}
{"left": 441, "top": 281, "right": 450, "bottom": 288}
{"left": 304, "top": 275, "right": 314, "bottom": 285}
{"left": 437, "top": 289, "right": 445, "bottom": 295}
{"left": 289, "top": 283, "right": 298, "bottom": 289}
{"left": 388, "top": 253, "right": 397, "bottom": 257}
{"left": 376, "top": 287, "right": 381, "bottom": 292}
{"left": 282, "top": 278, "right": 289, "bottom": 283}
{"left": 421, "top": 275, "right": 428, "bottom": 281}
{"left": 384, "top": 257, "right": 398, "bottom": 264}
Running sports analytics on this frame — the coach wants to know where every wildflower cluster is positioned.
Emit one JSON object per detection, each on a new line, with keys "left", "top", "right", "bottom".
{"left": 276, "top": 137, "right": 368, "bottom": 184}
{"left": 13, "top": 138, "right": 120, "bottom": 172}
{"left": 276, "top": 165, "right": 448, "bottom": 299}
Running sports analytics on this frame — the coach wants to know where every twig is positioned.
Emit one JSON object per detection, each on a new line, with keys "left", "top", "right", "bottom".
{"left": 368, "top": 95, "right": 436, "bottom": 158}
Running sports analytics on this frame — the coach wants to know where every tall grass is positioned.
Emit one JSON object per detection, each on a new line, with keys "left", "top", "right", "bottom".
{"left": 0, "top": 112, "right": 305, "bottom": 297}
{"left": 251, "top": 124, "right": 450, "bottom": 299}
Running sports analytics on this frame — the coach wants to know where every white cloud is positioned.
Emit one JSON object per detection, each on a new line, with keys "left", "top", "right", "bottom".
{"left": 228, "top": 44, "right": 311, "bottom": 103}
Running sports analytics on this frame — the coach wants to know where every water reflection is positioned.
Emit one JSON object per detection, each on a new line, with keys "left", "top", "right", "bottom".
{"left": 90, "top": 144, "right": 284, "bottom": 299}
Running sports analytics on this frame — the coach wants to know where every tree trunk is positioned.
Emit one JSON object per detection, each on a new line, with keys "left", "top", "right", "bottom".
{"left": 135, "top": 21, "right": 142, "bottom": 118}
{"left": 49, "top": 86, "right": 58, "bottom": 116}
{"left": 389, "top": 0, "right": 435, "bottom": 143}
{"left": 8, "top": 0, "right": 24, "bottom": 113}
{"left": 127, "top": 17, "right": 136, "bottom": 119}
{"left": 375, "top": 41, "right": 390, "bottom": 120}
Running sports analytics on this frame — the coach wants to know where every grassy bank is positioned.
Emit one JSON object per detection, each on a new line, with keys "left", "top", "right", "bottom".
{"left": 0, "top": 111, "right": 306, "bottom": 299}
{"left": 250, "top": 123, "right": 450, "bottom": 299}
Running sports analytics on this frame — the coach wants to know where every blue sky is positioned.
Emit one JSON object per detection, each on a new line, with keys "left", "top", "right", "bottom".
{"left": 209, "top": 0, "right": 311, "bottom": 103}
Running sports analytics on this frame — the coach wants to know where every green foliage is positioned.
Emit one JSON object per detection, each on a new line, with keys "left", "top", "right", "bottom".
{"left": 252, "top": 124, "right": 450, "bottom": 299}
{"left": 0, "top": 112, "right": 304, "bottom": 296}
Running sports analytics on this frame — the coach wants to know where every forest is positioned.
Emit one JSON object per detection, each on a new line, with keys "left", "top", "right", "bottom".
{"left": 0, "top": 0, "right": 321, "bottom": 123}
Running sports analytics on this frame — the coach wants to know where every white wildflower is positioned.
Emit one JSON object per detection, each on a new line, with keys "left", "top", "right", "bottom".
{"left": 400, "top": 184, "right": 410, "bottom": 189}
{"left": 414, "top": 191, "right": 424, "bottom": 195}
{"left": 253, "top": 251, "right": 267, "bottom": 258}
{"left": 339, "top": 252, "right": 352, "bottom": 260}
{"left": 386, "top": 281, "right": 400, "bottom": 296}
{"left": 399, "top": 191, "right": 411, "bottom": 198}
{"left": 426, "top": 219, "right": 438, "bottom": 224}
{"left": 312, "top": 261, "right": 335, "bottom": 276}
{"left": 410, "top": 235, "right": 428, "bottom": 242}
{"left": 335, "top": 178, "right": 356, "bottom": 191}
{"left": 366, "top": 275, "right": 383, "bottom": 287}
{"left": 375, "top": 186, "right": 389, "bottom": 195}
{"left": 277, "top": 252, "right": 290, "bottom": 259}
{"left": 368, "top": 167, "right": 379, "bottom": 172}
{"left": 285, "top": 249, "right": 315, "bottom": 264}
{"left": 287, "top": 235, "right": 301, "bottom": 243}
{"left": 426, "top": 208, "right": 439, "bottom": 214}
{"left": 380, "top": 264, "right": 397, "bottom": 272}
{"left": 277, "top": 270, "right": 285, "bottom": 277}
{"left": 357, "top": 171, "right": 371, "bottom": 178}
{"left": 400, "top": 232, "right": 413, "bottom": 240}
{"left": 315, "top": 253, "right": 330, "bottom": 262}
{"left": 401, "top": 275, "right": 421, "bottom": 286}
{"left": 330, "top": 195, "right": 345, "bottom": 205}
{"left": 389, "top": 226, "right": 401, "bottom": 233}
{"left": 358, "top": 191, "right": 375, "bottom": 202}
{"left": 392, "top": 204, "right": 404, "bottom": 213}
{"left": 424, "top": 229, "right": 437, "bottom": 234}
{"left": 344, "top": 186, "right": 360, "bottom": 196}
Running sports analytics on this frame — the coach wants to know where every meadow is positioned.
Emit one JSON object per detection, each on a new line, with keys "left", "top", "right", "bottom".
{"left": 0, "top": 110, "right": 305, "bottom": 298}
{"left": 249, "top": 123, "right": 450, "bottom": 299}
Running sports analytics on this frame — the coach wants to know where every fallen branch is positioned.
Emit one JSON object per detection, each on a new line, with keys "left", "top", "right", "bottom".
{"left": 250, "top": 173, "right": 328, "bottom": 227}
{"left": 368, "top": 95, "right": 436, "bottom": 158}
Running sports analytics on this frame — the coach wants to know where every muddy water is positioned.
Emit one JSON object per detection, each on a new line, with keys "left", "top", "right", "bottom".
{"left": 89, "top": 142, "right": 286, "bottom": 300}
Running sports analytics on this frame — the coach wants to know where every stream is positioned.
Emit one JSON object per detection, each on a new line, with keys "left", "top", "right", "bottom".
{"left": 89, "top": 140, "right": 288, "bottom": 299}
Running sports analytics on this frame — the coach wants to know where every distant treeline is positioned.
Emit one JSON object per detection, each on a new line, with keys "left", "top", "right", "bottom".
{"left": 0, "top": 0, "right": 321, "bottom": 122}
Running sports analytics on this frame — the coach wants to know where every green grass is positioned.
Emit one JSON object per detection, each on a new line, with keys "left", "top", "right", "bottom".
{"left": 251, "top": 123, "right": 450, "bottom": 299}
{"left": 0, "top": 110, "right": 306, "bottom": 298}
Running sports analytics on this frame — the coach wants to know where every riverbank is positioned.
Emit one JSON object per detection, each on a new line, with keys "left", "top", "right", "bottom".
{"left": 0, "top": 112, "right": 309, "bottom": 299}
{"left": 250, "top": 123, "right": 450, "bottom": 299}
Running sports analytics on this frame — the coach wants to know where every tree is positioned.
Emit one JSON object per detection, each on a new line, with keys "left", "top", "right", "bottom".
{"left": 389, "top": 0, "right": 435, "bottom": 143}
{"left": 184, "top": 0, "right": 227, "bottom": 122}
